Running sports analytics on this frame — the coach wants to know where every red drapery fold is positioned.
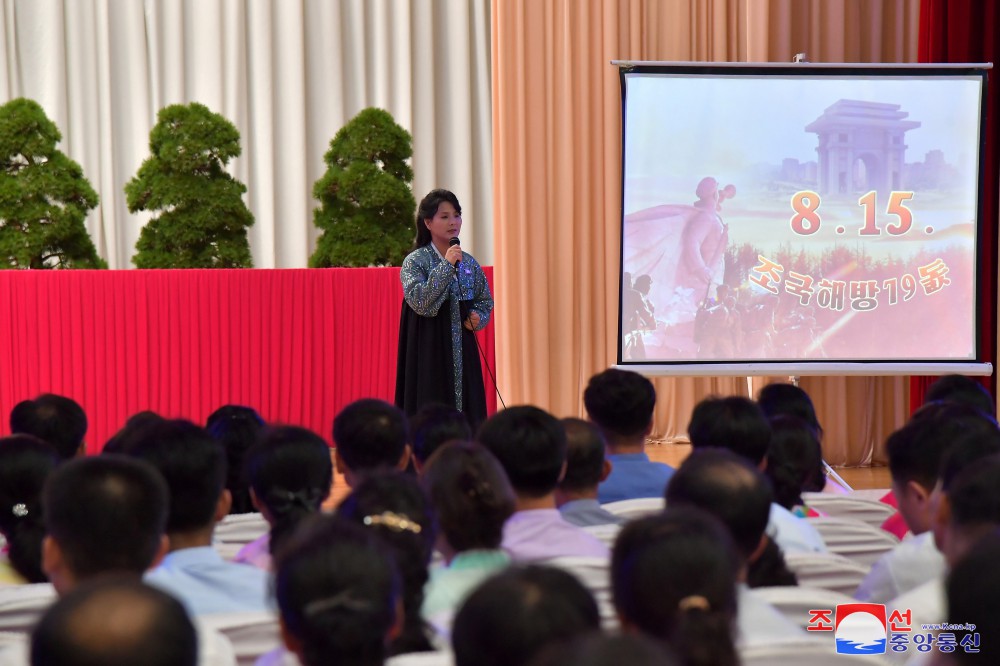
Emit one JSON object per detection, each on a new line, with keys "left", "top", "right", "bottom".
{"left": 0, "top": 268, "right": 497, "bottom": 453}
{"left": 911, "top": 1, "right": 999, "bottom": 411}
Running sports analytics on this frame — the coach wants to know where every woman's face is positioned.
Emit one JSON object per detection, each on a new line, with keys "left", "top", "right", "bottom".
{"left": 424, "top": 201, "right": 463, "bottom": 247}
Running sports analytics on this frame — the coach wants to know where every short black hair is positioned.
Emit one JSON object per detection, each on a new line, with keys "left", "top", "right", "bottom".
{"left": 558, "top": 418, "right": 607, "bottom": 492}
{"left": 44, "top": 456, "right": 168, "bottom": 579}
{"left": 121, "top": 419, "right": 226, "bottom": 533}
{"left": 10, "top": 394, "right": 88, "bottom": 459}
{"left": 452, "top": 565, "right": 600, "bottom": 666}
{"left": 274, "top": 516, "right": 401, "bottom": 666}
{"left": 409, "top": 403, "right": 472, "bottom": 465}
{"left": 0, "top": 435, "right": 61, "bottom": 582}
{"left": 687, "top": 396, "right": 771, "bottom": 466}
{"left": 31, "top": 577, "right": 196, "bottom": 666}
{"left": 756, "top": 383, "right": 823, "bottom": 440}
{"left": 206, "top": 405, "right": 266, "bottom": 515}
{"left": 945, "top": 530, "right": 1000, "bottom": 665}
{"left": 666, "top": 448, "right": 772, "bottom": 561}
{"left": 421, "top": 441, "right": 514, "bottom": 552}
{"left": 245, "top": 425, "right": 333, "bottom": 556}
{"left": 764, "top": 415, "right": 825, "bottom": 509}
{"left": 583, "top": 369, "right": 656, "bottom": 443}
{"left": 887, "top": 403, "right": 998, "bottom": 490}
{"left": 939, "top": 429, "right": 1000, "bottom": 493}
{"left": 925, "top": 375, "right": 996, "bottom": 417}
{"left": 333, "top": 399, "right": 408, "bottom": 474}
{"left": 476, "top": 405, "right": 567, "bottom": 497}
{"left": 948, "top": 454, "right": 1000, "bottom": 528}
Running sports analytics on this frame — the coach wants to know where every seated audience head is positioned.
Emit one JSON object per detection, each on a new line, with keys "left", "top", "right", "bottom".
{"left": 944, "top": 531, "right": 1000, "bottom": 666}
{"left": 764, "top": 415, "right": 826, "bottom": 508}
{"left": 408, "top": 402, "right": 472, "bottom": 471}
{"left": 10, "top": 394, "right": 88, "bottom": 460}
{"left": 756, "top": 382, "right": 823, "bottom": 440}
{"left": 101, "top": 411, "right": 165, "bottom": 454}
{"left": 925, "top": 374, "right": 996, "bottom": 417}
{"left": 687, "top": 396, "right": 771, "bottom": 467}
{"left": 476, "top": 405, "right": 567, "bottom": 501}
{"left": 938, "top": 452, "right": 1000, "bottom": 567}
{"left": 274, "top": 515, "right": 402, "bottom": 666}
{"left": 206, "top": 404, "right": 266, "bottom": 514}
{"left": 337, "top": 471, "right": 437, "bottom": 655}
{"left": 31, "top": 576, "right": 196, "bottom": 666}
{"left": 665, "top": 449, "right": 775, "bottom": 570}
{"left": 452, "top": 564, "right": 600, "bottom": 666}
{"left": 528, "top": 634, "right": 681, "bottom": 666}
{"left": 333, "top": 399, "right": 410, "bottom": 486}
{"left": 582, "top": 368, "right": 656, "bottom": 450}
{"left": 611, "top": 507, "right": 739, "bottom": 666}
{"left": 245, "top": 425, "right": 333, "bottom": 557}
{"left": 420, "top": 441, "right": 514, "bottom": 561}
{"left": 556, "top": 418, "right": 611, "bottom": 502}
{"left": 0, "top": 435, "right": 61, "bottom": 583}
{"left": 43, "top": 456, "right": 169, "bottom": 594}
{"left": 887, "top": 402, "right": 998, "bottom": 535}
{"left": 120, "top": 418, "right": 228, "bottom": 541}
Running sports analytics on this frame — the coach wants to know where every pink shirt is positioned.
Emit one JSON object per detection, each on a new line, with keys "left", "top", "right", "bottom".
{"left": 233, "top": 533, "right": 272, "bottom": 571}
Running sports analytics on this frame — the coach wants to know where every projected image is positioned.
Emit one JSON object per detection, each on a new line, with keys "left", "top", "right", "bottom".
{"left": 620, "top": 70, "right": 984, "bottom": 365}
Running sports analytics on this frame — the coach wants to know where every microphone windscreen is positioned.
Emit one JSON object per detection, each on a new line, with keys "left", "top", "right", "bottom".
{"left": 449, "top": 237, "right": 461, "bottom": 247}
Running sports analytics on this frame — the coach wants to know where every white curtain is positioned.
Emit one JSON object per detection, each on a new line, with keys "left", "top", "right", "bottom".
{"left": 0, "top": 0, "right": 493, "bottom": 268}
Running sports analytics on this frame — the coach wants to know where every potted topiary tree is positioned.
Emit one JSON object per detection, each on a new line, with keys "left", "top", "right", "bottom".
{"left": 0, "top": 98, "right": 105, "bottom": 268}
{"left": 310, "top": 107, "right": 416, "bottom": 267}
{"left": 126, "top": 102, "right": 254, "bottom": 268}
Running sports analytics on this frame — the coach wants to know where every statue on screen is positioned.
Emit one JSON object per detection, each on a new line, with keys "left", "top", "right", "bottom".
{"left": 622, "top": 177, "right": 735, "bottom": 358}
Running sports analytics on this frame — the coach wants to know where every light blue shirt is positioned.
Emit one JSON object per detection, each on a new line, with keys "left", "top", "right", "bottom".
{"left": 559, "top": 499, "right": 625, "bottom": 527}
{"left": 597, "top": 452, "right": 675, "bottom": 504}
{"left": 422, "top": 549, "right": 510, "bottom": 620}
{"left": 145, "top": 546, "right": 271, "bottom": 616}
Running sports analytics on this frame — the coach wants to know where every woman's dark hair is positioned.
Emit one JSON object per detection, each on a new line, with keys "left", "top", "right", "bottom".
{"left": 206, "top": 405, "right": 266, "bottom": 515}
{"left": 757, "top": 382, "right": 824, "bottom": 441}
{"left": 413, "top": 189, "right": 461, "bottom": 249}
{"left": 245, "top": 426, "right": 332, "bottom": 556}
{"left": 101, "top": 411, "right": 165, "bottom": 454}
{"left": 421, "top": 441, "right": 514, "bottom": 554}
{"left": 746, "top": 536, "right": 798, "bottom": 588}
{"left": 452, "top": 565, "right": 600, "bottom": 666}
{"left": 945, "top": 530, "right": 1000, "bottom": 665}
{"left": 527, "top": 634, "right": 681, "bottom": 666}
{"left": 336, "top": 472, "right": 437, "bottom": 655}
{"left": 611, "top": 508, "right": 740, "bottom": 666}
{"left": 274, "top": 515, "right": 401, "bottom": 666}
{"left": 765, "top": 415, "right": 826, "bottom": 507}
{"left": 0, "top": 435, "right": 60, "bottom": 583}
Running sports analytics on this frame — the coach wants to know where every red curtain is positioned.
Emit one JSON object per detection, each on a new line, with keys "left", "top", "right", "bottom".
{"left": 911, "top": 2, "right": 999, "bottom": 411}
{"left": 0, "top": 268, "right": 497, "bottom": 453}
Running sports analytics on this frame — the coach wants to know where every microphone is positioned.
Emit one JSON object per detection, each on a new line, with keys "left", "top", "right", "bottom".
{"left": 449, "top": 236, "right": 461, "bottom": 271}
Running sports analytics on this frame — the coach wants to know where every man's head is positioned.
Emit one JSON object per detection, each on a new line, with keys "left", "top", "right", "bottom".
{"left": 408, "top": 402, "right": 471, "bottom": 470}
{"left": 666, "top": 448, "right": 772, "bottom": 566}
{"left": 945, "top": 530, "right": 1000, "bottom": 666}
{"left": 556, "top": 418, "right": 611, "bottom": 502}
{"left": 476, "top": 405, "right": 567, "bottom": 501}
{"left": 687, "top": 396, "right": 771, "bottom": 467}
{"left": 333, "top": 399, "right": 410, "bottom": 486}
{"left": 887, "top": 403, "right": 998, "bottom": 535}
{"left": 10, "top": 394, "right": 88, "bottom": 460}
{"left": 925, "top": 374, "right": 995, "bottom": 417}
{"left": 583, "top": 369, "right": 655, "bottom": 450}
{"left": 31, "top": 577, "right": 196, "bottom": 666}
{"left": 120, "top": 419, "right": 228, "bottom": 538}
{"left": 43, "top": 456, "right": 168, "bottom": 594}
{"left": 937, "top": 450, "right": 1000, "bottom": 567}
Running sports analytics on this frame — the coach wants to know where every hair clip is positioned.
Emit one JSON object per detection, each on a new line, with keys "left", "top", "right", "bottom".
{"left": 362, "top": 511, "right": 422, "bottom": 534}
{"left": 11, "top": 503, "right": 28, "bottom": 518}
{"left": 677, "top": 595, "right": 711, "bottom": 612}
{"left": 303, "top": 590, "right": 373, "bottom": 617}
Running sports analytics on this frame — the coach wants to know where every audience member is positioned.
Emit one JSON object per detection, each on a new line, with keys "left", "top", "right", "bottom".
{"left": 9, "top": 394, "right": 87, "bottom": 460}
{"left": 856, "top": 403, "right": 998, "bottom": 603}
{"left": 235, "top": 425, "right": 333, "bottom": 571}
{"left": 925, "top": 374, "right": 996, "bottom": 417}
{"left": 477, "top": 406, "right": 609, "bottom": 560}
{"left": 420, "top": 441, "right": 514, "bottom": 625}
{"left": 555, "top": 418, "right": 623, "bottom": 527}
{"left": 764, "top": 415, "right": 826, "bottom": 517}
{"left": 687, "top": 395, "right": 826, "bottom": 554}
{"left": 333, "top": 399, "right": 410, "bottom": 487}
{"left": 337, "top": 472, "right": 437, "bottom": 655}
{"left": 205, "top": 405, "right": 266, "bottom": 515}
{"left": 527, "top": 634, "right": 681, "bottom": 666}
{"left": 666, "top": 449, "right": 797, "bottom": 589}
{"left": 273, "top": 516, "right": 402, "bottom": 666}
{"left": 30, "top": 577, "right": 197, "bottom": 666}
{"left": 101, "top": 410, "right": 165, "bottom": 454}
{"left": 583, "top": 369, "right": 674, "bottom": 503}
{"left": 0, "top": 436, "right": 60, "bottom": 584}
{"left": 123, "top": 419, "right": 271, "bottom": 615}
{"left": 942, "top": 530, "right": 1000, "bottom": 666}
{"left": 452, "top": 565, "right": 600, "bottom": 666}
{"left": 757, "top": 382, "right": 824, "bottom": 441}
{"left": 409, "top": 403, "right": 472, "bottom": 472}
{"left": 611, "top": 508, "right": 739, "bottom": 666}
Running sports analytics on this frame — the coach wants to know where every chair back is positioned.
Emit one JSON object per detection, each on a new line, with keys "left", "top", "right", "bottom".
{"left": 741, "top": 641, "right": 891, "bottom": 665}
{"left": 599, "top": 498, "right": 664, "bottom": 521}
{"left": 752, "top": 585, "right": 857, "bottom": 631}
{"left": 801, "top": 492, "right": 897, "bottom": 529}
{"left": 200, "top": 610, "right": 281, "bottom": 666}
{"left": 784, "top": 552, "right": 871, "bottom": 596}
{"left": 215, "top": 512, "right": 269, "bottom": 545}
{"left": 806, "top": 517, "right": 899, "bottom": 567}
{"left": 543, "top": 556, "right": 617, "bottom": 631}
